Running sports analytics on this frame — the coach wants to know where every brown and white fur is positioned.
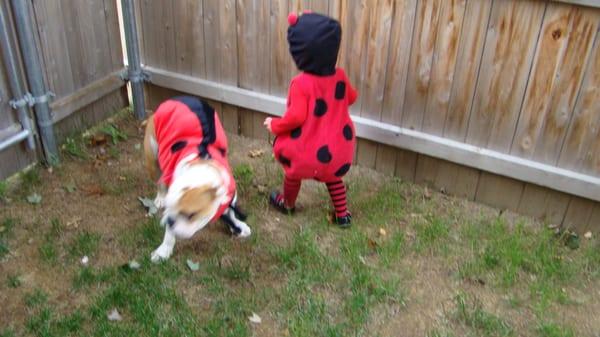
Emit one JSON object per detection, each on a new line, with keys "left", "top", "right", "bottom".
{"left": 144, "top": 118, "right": 251, "bottom": 262}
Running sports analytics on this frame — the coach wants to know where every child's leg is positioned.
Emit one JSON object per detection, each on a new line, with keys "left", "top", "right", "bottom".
{"left": 270, "top": 175, "right": 301, "bottom": 213}
{"left": 283, "top": 176, "right": 302, "bottom": 207}
{"left": 326, "top": 179, "right": 349, "bottom": 218}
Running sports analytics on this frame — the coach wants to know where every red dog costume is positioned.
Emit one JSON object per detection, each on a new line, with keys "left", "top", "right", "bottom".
{"left": 153, "top": 96, "right": 235, "bottom": 220}
{"left": 269, "top": 12, "right": 357, "bottom": 226}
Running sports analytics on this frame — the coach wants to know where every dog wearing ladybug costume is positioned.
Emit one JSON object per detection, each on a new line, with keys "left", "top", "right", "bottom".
{"left": 144, "top": 96, "right": 251, "bottom": 262}
{"left": 264, "top": 12, "right": 357, "bottom": 227}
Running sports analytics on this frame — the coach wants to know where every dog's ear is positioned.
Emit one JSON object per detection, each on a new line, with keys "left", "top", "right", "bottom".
{"left": 178, "top": 185, "right": 218, "bottom": 218}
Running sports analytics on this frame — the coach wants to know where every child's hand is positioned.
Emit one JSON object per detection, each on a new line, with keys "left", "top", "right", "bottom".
{"left": 263, "top": 117, "right": 273, "bottom": 133}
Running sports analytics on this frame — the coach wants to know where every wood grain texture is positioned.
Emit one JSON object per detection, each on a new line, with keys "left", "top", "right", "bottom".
{"left": 475, "top": 172, "right": 525, "bottom": 211}
{"left": 395, "top": 148, "right": 418, "bottom": 182}
{"left": 415, "top": 155, "right": 480, "bottom": 200}
{"left": 361, "top": 0, "right": 394, "bottom": 120}
{"left": 355, "top": 138, "right": 378, "bottom": 169}
{"left": 466, "top": 0, "right": 546, "bottom": 152}
{"left": 562, "top": 196, "right": 595, "bottom": 232}
{"left": 270, "top": 0, "right": 291, "bottom": 96}
{"left": 443, "top": 0, "right": 492, "bottom": 141}
{"left": 511, "top": 4, "right": 598, "bottom": 164}
{"left": 517, "top": 183, "right": 571, "bottom": 224}
{"left": 401, "top": 0, "right": 443, "bottom": 130}
{"left": 375, "top": 144, "right": 398, "bottom": 176}
{"left": 103, "top": 0, "right": 124, "bottom": 71}
{"left": 422, "top": 0, "right": 467, "bottom": 135}
{"left": 381, "top": 0, "right": 417, "bottom": 125}
{"left": 236, "top": 0, "right": 270, "bottom": 92}
{"left": 173, "top": 0, "right": 195, "bottom": 76}
{"left": 558, "top": 24, "right": 600, "bottom": 176}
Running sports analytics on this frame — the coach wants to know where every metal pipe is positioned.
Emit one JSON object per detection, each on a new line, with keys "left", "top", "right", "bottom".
{"left": 121, "top": 0, "right": 146, "bottom": 120}
{"left": 10, "top": 0, "right": 58, "bottom": 163}
{"left": 0, "top": 2, "right": 35, "bottom": 150}
{"left": 0, "top": 129, "right": 30, "bottom": 152}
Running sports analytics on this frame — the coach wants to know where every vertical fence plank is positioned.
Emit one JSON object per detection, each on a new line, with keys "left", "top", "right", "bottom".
{"left": 558, "top": 23, "right": 600, "bottom": 176}
{"left": 355, "top": 138, "right": 378, "bottom": 169}
{"left": 32, "top": 0, "right": 75, "bottom": 97}
{"left": 401, "top": 0, "right": 443, "bottom": 130}
{"left": 139, "top": 0, "right": 157, "bottom": 67}
{"left": 475, "top": 172, "right": 524, "bottom": 211}
{"left": 562, "top": 196, "right": 595, "bottom": 232}
{"left": 517, "top": 184, "right": 571, "bottom": 224}
{"left": 466, "top": 0, "right": 546, "bottom": 152}
{"left": 511, "top": 4, "right": 598, "bottom": 165}
{"left": 394, "top": 148, "right": 418, "bottom": 183}
{"left": 381, "top": 0, "right": 417, "bottom": 126}
{"left": 415, "top": 155, "right": 480, "bottom": 200}
{"left": 204, "top": 0, "right": 221, "bottom": 80}
{"left": 361, "top": 0, "right": 394, "bottom": 120}
{"left": 173, "top": 0, "right": 195, "bottom": 76}
{"left": 338, "top": 0, "right": 369, "bottom": 116}
{"left": 375, "top": 144, "right": 398, "bottom": 176}
{"left": 443, "top": 0, "right": 492, "bottom": 142}
{"left": 103, "top": 0, "right": 124, "bottom": 71}
{"left": 270, "top": 0, "right": 290, "bottom": 97}
{"left": 189, "top": 0, "right": 207, "bottom": 78}
{"left": 422, "top": 0, "right": 467, "bottom": 135}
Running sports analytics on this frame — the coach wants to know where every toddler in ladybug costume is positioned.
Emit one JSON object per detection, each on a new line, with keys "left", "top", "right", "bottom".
{"left": 264, "top": 12, "right": 357, "bottom": 227}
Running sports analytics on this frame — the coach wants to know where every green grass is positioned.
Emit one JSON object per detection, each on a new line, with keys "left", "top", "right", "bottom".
{"left": 38, "top": 219, "right": 64, "bottom": 264}
{"left": 19, "top": 166, "right": 41, "bottom": 194}
{"left": 536, "top": 322, "right": 575, "bottom": 337}
{"left": 6, "top": 273, "right": 21, "bottom": 288}
{"left": 0, "top": 180, "right": 7, "bottom": 200}
{"left": 100, "top": 124, "right": 128, "bottom": 144}
{"left": 454, "top": 292, "right": 513, "bottom": 337}
{"left": 0, "top": 218, "right": 16, "bottom": 259}
{"left": 67, "top": 231, "right": 101, "bottom": 258}
{"left": 233, "top": 163, "right": 254, "bottom": 193}
{"left": 414, "top": 214, "right": 451, "bottom": 254}
{"left": 62, "top": 136, "right": 88, "bottom": 159}
{"left": 0, "top": 328, "right": 16, "bottom": 337}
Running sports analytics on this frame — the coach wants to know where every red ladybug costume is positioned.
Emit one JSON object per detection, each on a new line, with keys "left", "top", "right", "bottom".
{"left": 269, "top": 12, "right": 357, "bottom": 227}
{"left": 153, "top": 96, "right": 235, "bottom": 220}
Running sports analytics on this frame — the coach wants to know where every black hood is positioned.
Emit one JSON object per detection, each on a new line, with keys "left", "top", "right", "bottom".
{"left": 287, "top": 13, "right": 341, "bottom": 76}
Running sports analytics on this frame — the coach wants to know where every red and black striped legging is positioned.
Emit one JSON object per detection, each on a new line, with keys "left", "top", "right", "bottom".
{"left": 283, "top": 176, "right": 348, "bottom": 217}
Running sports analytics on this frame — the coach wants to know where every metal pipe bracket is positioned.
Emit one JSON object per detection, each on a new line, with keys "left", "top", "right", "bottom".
{"left": 120, "top": 67, "right": 150, "bottom": 83}
{"left": 9, "top": 91, "right": 55, "bottom": 109}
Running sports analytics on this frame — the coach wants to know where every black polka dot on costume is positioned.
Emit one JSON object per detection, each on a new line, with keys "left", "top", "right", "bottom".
{"left": 335, "top": 81, "right": 346, "bottom": 100}
{"left": 218, "top": 147, "right": 226, "bottom": 156}
{"left": 317, "top": 145, "right": 332, "bottom": 163}
{"left": 334, "top": 163, "right": 351, "bottom": 177}
{"left": 314, "top": 99, "right": 328, "bottom": 117}
{"left": 278, "top": 154, "right": 292, "bottom": 167}
{"left": 290, "top": 127, "right": 302, "bottom": 139}
{"left": 343, "top": 124, "right": 353, "bottom": 140}
{"left": 170, "top": 140, "right": 187, "bottom": 153}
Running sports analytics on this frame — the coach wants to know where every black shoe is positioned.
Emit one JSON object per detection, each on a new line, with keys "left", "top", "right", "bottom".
{"left": 269, "top": 191, "right": 295, "bottom": 215}
{"left": 333, "top": 212, "right": 352, "bottom": 228}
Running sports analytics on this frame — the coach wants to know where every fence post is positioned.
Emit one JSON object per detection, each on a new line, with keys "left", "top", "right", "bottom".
{"left": 121, "top": 0, "right": 146, "bottom": 120}
{"left": 10, "top": 0, "right": 58, "bottom": 164}
{"left": 0, "top": 2, "right": 35, "bottom": 151}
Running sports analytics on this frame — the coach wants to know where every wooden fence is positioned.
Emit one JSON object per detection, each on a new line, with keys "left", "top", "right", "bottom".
{"left": 136, "top": 0, "right": 600, "bottom": 231}
{"left": 0, "top": 0, "right": 127, "bottom": 179}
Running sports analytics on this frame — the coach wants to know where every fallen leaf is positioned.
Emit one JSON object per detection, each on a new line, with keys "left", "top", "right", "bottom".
{"left": 82, "top": 184, "right": 105, "bottom": 196}
{"left": 26, "top": 193, "right": 42, "bottom": 204}
{"left": 128, "top": 260, "right": 141, "bottom": 270}
{"left": 138, "top": 197, "right": 158, "bottom": 216}
{"left": 248, "top": 312, "right": 262, "bottom": 324}
{"left": 134, "top": 143, "right": 141, "bottom": 151}
{"left": 107, "top": 308, "right": 122, "bottom": 321}
{"left": 64, "top": 183, "right": 77, "bottom": 193}
{"left": 47, "top": 167, "right": 53, "bottom": 174}
{"left": 0, "top": 226, "right": 5, "bottom": 233}
{"left": 367, "top": 238, "right": 378, "bottom": 250}
{"left": 66, "top": 217, "right": 82, "bottom": 228}
{"left": 186, "top": 259, "right": 200, "bottom": 271}
{"left": 379, "top": 228, "right": 387, "bottom": 236}
{"left": 584, "top": 231, "right": 592, "bottom": 239}
{"left": 90, "top": 134, "right": 108, "bottom": 147}
{"left": 256, "top": 185, "right": 267, "bottom": 193}
{"left": 424, "top": 187, "right": 432, "bottom": 199}
{"left": 248, "top": 149, "right": 265, "bottom": 158}
{"left": 118, "top": 176, "right": 126, "bottom": 181}
{"left": 81, "top": 256, "right": 89, "bottom": 265}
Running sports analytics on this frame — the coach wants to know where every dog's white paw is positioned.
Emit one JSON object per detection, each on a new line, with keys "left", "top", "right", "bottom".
{"left": 153, "top": 194, "right": 165, "bottom": 209}
{"left": 150, "top": 245, "right": 173, "bottom": 263}
{"left": 236, "top": 222, "right": 252, "bottom": 238}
